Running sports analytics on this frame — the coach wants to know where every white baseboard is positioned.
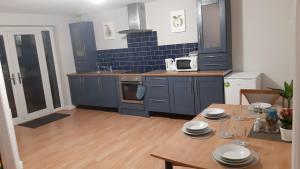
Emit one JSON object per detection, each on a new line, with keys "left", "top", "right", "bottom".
{"left": 63, "top": 105, "right": 76, "bottom": 110}
{"left": 18, "top": 160, "right": 23, "bottom": 169}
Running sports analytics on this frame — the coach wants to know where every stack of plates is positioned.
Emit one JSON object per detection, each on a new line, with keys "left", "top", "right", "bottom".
{"left": 213, "top": 144, "right": 259, "bottom": 168}
{"left": 248, "top": 102, "right": 272, "bottom": 112}
{"left": 202, "top": 108, "right": 227, "bottom": 119}
{"left": 182, "top": 121, "right": 213, "bottom": 136}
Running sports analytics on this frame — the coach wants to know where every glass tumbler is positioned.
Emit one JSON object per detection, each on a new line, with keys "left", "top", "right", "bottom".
{"left": 232, "top": 118, "right": 248, "bottom": 146}
{"left": 218, "top": 118, "right": 233, "bottom": 139}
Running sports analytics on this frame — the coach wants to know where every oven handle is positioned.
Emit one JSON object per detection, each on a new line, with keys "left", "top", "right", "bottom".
{"left": 120, "top": 81, "right": 143, "bottom": 85}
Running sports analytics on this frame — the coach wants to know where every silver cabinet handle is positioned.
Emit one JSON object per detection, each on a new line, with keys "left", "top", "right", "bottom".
{"left": 203, "top": 55, "right": 217, "bottom": 58}
{"left": 152, "top": 99, "right": 166, "bottom": 102}
{"left": 97, "top": 78, "right": 101, "bottom": 92}
{"left": 9, "top": 73, "right": 16, "bottom": 85}
{"left": 194, "top": 79, "right": 198, "bottom": 96}
{"left": 203, "top": 64, "right": 223, "bottom": 66}
{"left": 17, "top": 73, "right": 23, "bottom": 84}
{"left": 151, "top": 85, "right": 166, "bottom": 87}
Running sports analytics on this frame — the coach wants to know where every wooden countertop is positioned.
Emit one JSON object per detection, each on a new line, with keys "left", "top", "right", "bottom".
{"left": 143, "top": 69, "right": 232, "bottom": 77}
{"left": 67, "top": 69, "right": 232, "bottom": 77}
{"left": 150, "top": 104, "right": 291, "bottom": 169}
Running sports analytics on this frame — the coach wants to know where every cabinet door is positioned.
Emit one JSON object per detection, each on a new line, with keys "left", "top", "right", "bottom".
{"left": 69, "top": 23, "right": 86, "bottom": 59}
{"left": 83, "top": 76, "right": 101, "bottom": 106}
{"left": 80, "top": 22, "right": 98, "bottom": 71}
{"left": 99, "top": 77, "right": 119, "bottom": 108}
{"left": 198, "top": 0, "right": 227, "bottom": 53}
{"left": 169, "top": 77, "right": 195, "bottom": 115}
{"left": 69, "top": 22, "right": 98, "bottom": 73}
{"left": 68, "top": 76, "right": 84, "bottom": 105}
{"left": 194, "top": 77, "right": 224, "bottom": 113}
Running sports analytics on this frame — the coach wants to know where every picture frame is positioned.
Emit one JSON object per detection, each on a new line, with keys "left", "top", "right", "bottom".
{"left": 170, "top": 10, "right": 186, "bottom": 33}
{"left": 103, "top": 22, "right": 116, "bottom": 40}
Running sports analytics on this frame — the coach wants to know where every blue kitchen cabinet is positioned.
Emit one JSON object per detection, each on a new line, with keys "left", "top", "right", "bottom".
{"left": 197, "top": 0, "right": 232, "bottom": 70}
{"left": 68, "top": 75, "right": 119, "bottom": 108}
{"left": 69, "top": 22, "right": 98, "bottom": 73}
{"left": 98, "top": 77, "right": 119, "bottom": 108}
{"left": 68, "top": 76, "right": 88, "bottom": 105}
{"left": 146, "top": 77, "right": 170, "bottom": 113}
{"left": 169, "top": 77, "right": 196, "bottom": 115}
{"left": 194, "top": 77, "right": 224, "bottom": 113}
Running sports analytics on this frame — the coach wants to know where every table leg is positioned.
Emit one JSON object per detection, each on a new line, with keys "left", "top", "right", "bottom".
{"left": 165, "top": 161, "right": 173, "bottom": 169}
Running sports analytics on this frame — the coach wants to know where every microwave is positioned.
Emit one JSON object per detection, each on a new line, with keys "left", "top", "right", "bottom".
{"left": 175, "top": 55, "right": 198, "bottom": 71}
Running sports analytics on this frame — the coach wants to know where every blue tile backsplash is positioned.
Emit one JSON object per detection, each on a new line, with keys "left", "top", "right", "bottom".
{"left": 97, "top": 31, "right": 198, "bottom": 73}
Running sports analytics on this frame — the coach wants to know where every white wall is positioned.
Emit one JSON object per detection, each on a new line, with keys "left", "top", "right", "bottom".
{"left": 292, "top": 0, "right": 300, "bottom": 169}
{"left": 233, "top": 0, "right": 296, "bottom": 88}
{"left": 81, "top": 7, "right": 129, "bottom": 50}
{"left": 0, "top": 12, "right": 76, "bottom": 107}
{"left": 145, "top": 0, "right": 198, "bottom": 45}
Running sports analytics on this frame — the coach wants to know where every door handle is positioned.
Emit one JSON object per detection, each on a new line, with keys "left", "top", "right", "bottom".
{"left": 9, "top": 73, "right": 16, "bottom": 85}
{"left": 17, "top": 73, "right": 23, "bottom": 84}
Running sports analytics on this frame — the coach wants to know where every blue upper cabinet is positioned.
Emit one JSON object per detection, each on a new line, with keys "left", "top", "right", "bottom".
{"left": 169, "top": 77, "right": 196, "bottom": 115}
{"left": 194, "top": 77, "right": 224, "bottom": 113}
{"left": 197, "top": 0, "right": 232, "bottom": 70}
{"left": 69, "top": 22, "right": 98, "bottom": 73}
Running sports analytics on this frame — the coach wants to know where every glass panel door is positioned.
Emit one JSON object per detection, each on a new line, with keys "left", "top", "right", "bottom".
{"left": 0, "top": 28, "right": 62, "bottom": 124}
{"left": 0, "top": 35, "right": 18, "bottom": 117}
{"left": 14, "top": 34, "right": 47, "bottom": 113}
{"left": 198, "top": 0, "right": 227, "bottom": 53}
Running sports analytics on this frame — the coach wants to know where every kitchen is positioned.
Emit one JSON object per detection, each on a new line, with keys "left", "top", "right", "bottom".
{"left": 0, "top": 0, "right": 299, "bottom": 169}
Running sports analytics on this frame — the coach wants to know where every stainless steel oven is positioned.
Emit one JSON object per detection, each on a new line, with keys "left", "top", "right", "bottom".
{"left": 119, "top": 75, "right": 144, "bottom": 104}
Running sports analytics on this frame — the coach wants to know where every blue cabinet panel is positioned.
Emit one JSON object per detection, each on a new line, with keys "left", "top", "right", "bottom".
{"left": 98, "top": 77, "right": 119, "bottom": 108}
{"left": 69, "top": 22, "right": 98, "bottom": 73}
{"left": 194, "top": 77, "right": 224, "bottom": 113}
{"left": 68, "top": 75, "right": 119, "bottom": 108}
{"left": 169, "top": 77, "right": 196, "bottom": 115}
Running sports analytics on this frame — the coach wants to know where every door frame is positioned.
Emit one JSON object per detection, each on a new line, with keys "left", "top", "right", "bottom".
{"left": 0, "top": 27, "right": 64, "bottom": 124}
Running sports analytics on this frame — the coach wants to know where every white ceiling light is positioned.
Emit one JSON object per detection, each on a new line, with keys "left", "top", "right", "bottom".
{"left": 90, "top": 0, "right": 106, "bottom": 5}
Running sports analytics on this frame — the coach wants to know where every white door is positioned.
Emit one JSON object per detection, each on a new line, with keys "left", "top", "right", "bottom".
{"left": 0, "top": 28, "right": 62, "bottom": 124}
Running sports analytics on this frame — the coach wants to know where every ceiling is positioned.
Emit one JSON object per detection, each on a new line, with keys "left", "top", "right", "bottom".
{"left": 0, "top": 0, "right": 156, "bottom": 16}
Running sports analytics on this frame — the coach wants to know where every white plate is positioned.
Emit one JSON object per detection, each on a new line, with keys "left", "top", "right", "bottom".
{"left": 248, "top": 102, "right": 272, "bottom": 111}
{"left": 215, "top": 144, "right": 251, "bottom": 161}
{"left": 213, "top": 150, "right": 259, "bottom": 168}
{"left": 182, "top": 127, "right": 212, "bottom": 136}
{"left": 202, "top": 113, "right": 227, "bottom": 119}
{"left": 203, "top": 108, "right": 225, "bottom": 116}
{"left": 184, "top": 121, "right": 208, "bottom": 132}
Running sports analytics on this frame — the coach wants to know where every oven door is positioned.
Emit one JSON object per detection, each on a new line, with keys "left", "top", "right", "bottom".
{"left": 176, "top": 59, "right": 192, "bottom": 71}
{"left": 120, "top": 81, "right": 144, "bottom": 104}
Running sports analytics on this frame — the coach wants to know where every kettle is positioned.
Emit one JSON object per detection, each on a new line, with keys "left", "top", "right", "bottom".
{"left": 165, "top": 58, "right": 175, "bottom": 71}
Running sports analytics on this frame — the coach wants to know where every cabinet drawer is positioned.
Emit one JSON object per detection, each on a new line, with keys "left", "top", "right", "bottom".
{"left": 146, "top": 77, "right": 168, "bottom": 85}
{"left": 200, "top": 53, "right": 227, "bottom": 62}
{"left": 199, "top": 61, "right": 228, "bottom": 70}
{"left": 147, "top": 84, "right": 169, "bottom": 98}
{"left": 148, "top": 98, "right": 170, "bottom": 113}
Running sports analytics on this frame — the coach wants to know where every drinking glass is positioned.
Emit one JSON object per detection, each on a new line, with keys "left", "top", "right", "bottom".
{"left": 232, "top": 118, "right": 248, "bottom": 146}
{"left": 218, "top": 118, "right": 233, "bottom": 139}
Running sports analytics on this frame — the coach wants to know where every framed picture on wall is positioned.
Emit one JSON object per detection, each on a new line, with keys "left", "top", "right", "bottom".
{"left": 170, "top": 10, "right": 186, "bottom": 33}
{"left": 103, "top": 22, "right": 116, "bottom": 40}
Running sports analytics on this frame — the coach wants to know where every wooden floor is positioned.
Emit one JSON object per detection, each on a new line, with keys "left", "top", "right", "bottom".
{"left": 15, "top": 109, "right": 190, "bottom": 169}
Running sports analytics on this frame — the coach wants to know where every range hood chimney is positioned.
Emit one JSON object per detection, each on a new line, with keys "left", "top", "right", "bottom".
{"left": 118, "top": 3, "right": 152, "bottom": 34}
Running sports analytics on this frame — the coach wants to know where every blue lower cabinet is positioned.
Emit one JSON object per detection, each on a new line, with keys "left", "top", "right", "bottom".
{"left": 169, "top": 77, "right": 196, "bottom": 115}
{"left": 194, "top": 77, "right": 224, "bottom": 113}
{"left": 68, "top": 75, "right": 119, "bottom": 108}
{"left": 98, "top": 77, "right": 119, "bottom": 108}
{"left": 69, "top": 76, "right": 86, "bottom": 105}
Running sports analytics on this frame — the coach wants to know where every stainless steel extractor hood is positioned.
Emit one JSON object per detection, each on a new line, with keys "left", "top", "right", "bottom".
{"left": 118, "top": 3, "right": 152, "bottom": 34}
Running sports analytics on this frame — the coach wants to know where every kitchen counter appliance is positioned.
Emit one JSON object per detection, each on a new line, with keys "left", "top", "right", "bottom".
{"left": 119, "top": 75, "right": 144, "bottom": 104}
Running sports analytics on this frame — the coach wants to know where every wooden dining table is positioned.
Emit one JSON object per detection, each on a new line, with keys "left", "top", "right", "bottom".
{"left": 150, "top": 104, "right": 291, "bottom": 169}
